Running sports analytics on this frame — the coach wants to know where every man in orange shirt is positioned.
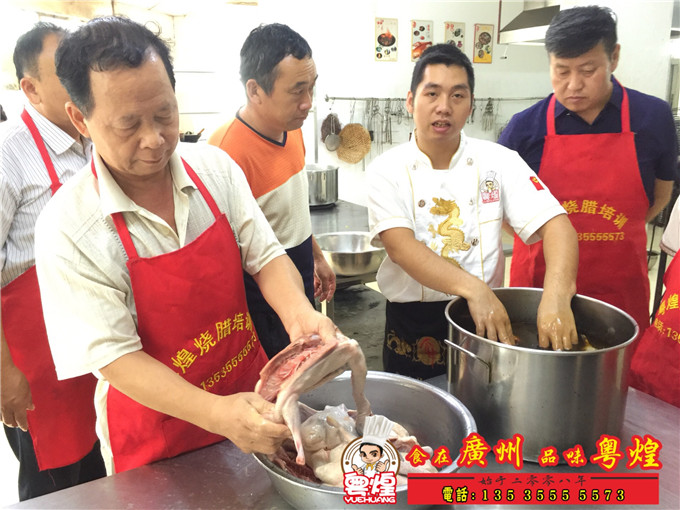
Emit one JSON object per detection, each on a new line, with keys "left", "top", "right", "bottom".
{"left": 209, "top": 24, "right": 335, "bottom": 357}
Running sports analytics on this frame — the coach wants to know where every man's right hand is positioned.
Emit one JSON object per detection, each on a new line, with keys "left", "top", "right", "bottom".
{"left": 0, "top": 362, "right": 34, "bottom": 431}
{"left": 208, "top": 392, "right": 291, "bottom": 455}
{"left": 466, "top": 281, "right": 515, "bottom": 345}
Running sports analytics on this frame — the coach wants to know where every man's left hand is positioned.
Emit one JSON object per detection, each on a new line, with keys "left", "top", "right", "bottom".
{"left": 536, "top": 294, "right": 578, "bottom": 350}
{"left": 287, "top": 309, "right": 338, "bottom": 345}
{"left": 313, "top": 257, "right": 336, "bottom": 302}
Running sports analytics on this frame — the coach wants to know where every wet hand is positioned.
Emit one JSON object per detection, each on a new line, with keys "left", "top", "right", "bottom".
{"left": 467, "top": 284, "right": 514, "bottom": 345}
{"left": 537, "top": 296, "right": 578, "bottom": 350}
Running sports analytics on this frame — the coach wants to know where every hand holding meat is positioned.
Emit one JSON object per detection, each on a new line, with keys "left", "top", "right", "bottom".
{"left": 284, "top": 309, "right": 337, "bottom": 348}
{"left": 256, "top": 332, "right": 371, "bottom": 465}
{"left": 209, "top": 392, "right": 290, "bottom": 455}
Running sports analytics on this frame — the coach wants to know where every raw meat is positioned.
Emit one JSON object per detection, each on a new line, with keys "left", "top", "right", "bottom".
{"left": 255, "top": 333, "right": 371, "bottom": 465}
{"left": 270, "top": 405, "right": 438, "bottom": 487}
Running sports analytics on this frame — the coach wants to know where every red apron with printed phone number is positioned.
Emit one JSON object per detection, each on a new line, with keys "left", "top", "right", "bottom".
{"left": 510, "top": 83, "right": 649, "bottom": 345}
{"left": 1, "top": 109, "right": 98, "bottom": 470}
{"left": 98, "top": 158, "right": 269, "bottom": 472}
{"left": 629, "top": 253, "right": 680, "bottom": 406}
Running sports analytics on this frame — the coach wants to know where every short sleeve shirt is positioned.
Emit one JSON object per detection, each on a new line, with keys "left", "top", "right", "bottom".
{"left": 367, "top": 133, "right": 566, "bottom": 302}
{"left": 498, "top": 78, "right": 678, "bottom": 205}
{"left": 34, "top": 143, "right": 284, "bottom": 380}
{"left": 1, "top": 103, "right": 91, "bottom": 286}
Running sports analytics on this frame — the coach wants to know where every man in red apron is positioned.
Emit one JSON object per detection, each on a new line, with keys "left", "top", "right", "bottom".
{"left": 630, "top": 197, "right": 680, "bottom": 406}
{"left": 33, "top": 17, "right": 336, "bottom": 473}
{"left": 499, "top": 6, "right": 678, "bottom": 346}
{"left": 1, "top": 24, "right": 105, "bottom": 500}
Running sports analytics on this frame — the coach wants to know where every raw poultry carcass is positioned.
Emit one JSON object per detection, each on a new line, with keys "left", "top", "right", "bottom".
{"left": 255, "top": 333, "right": 372, "bottom": 465}
{"left": 273, "top": 405, "right": 438, "bottom": 487}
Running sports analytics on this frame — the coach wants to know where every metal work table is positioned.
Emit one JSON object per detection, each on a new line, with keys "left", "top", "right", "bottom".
{"left": 310, "top": 200, "right": 377, "bottom": 319}
{"left": 8, "top": 381, "right": 678, "bottom": 510}
{"left": 310, "top": 200, "right": 369, "bottom": 236}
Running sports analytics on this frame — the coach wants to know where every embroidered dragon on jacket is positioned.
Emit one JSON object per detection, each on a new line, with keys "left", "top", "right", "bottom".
{"left": 427, "top": 197, "right": 470, "bottom": 267}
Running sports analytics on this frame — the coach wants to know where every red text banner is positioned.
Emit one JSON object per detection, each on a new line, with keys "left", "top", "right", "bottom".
{"left": 407, "top": 473, "right": 659, "bottom": 505}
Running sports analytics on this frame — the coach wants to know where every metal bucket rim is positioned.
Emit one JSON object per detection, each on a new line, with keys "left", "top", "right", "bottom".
{"left": 254, "top": 370, "right": 477, "bottom": 492}
{"left": 305, "top": 164, "right": 339, "bottom": 172}
{"left": 444, "top": 287, "right": 640, "bottom": 355}
{"left": 316, "top": 231, "right": 385, "bottom": 254}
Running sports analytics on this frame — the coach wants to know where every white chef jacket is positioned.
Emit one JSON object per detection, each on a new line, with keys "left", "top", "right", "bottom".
{"left": 368, "top": 132, "right": 566, "bottom": 303}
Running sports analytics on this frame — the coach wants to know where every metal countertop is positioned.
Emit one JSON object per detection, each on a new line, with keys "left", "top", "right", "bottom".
{"left": 7, "top": 381, "right": 678, "bottom": 510}
{"left": 310, "top": 200, "right": 369, "bottom": 236}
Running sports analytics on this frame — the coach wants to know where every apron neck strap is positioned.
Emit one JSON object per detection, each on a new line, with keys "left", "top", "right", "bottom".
{"left": 180, "top": 158, "right": 222, "bottom": 219}
{"left": 21, "top": 108, "right": 61, "bottom": 196}
{"left": 546, "top": 78, "right": 631, "bottom": 134}
{"left": 616, "top": 78, "right": 631, "bottom": 132}
{"left": 90, "top": 157, "right": 222, "bottom": 260}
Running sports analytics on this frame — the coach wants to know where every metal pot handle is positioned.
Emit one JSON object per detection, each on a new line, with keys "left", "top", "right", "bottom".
{"left": 444, "top": 338, "right": 491, "bottom": 384}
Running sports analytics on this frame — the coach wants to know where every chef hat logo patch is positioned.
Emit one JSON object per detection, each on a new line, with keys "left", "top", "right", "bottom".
{"left": 341, "top": 415, "right": 399, "bottom": 504}
{"left": 480, "top": 171, "right": 500, "bottom": 204}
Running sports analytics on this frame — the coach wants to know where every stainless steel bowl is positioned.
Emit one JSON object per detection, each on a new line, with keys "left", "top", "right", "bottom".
{"left": 315, "top": 231, "right": 386, "bottom": 276}
{"left": 254, "top": 371, "right": 477, "bottom": 510}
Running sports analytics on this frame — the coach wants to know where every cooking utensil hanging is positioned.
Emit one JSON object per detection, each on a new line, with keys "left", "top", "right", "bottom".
{"left": 481, "top": 98, "right": 495, "bottom": 131}
{"left": 468, "top": 99, "right": 477, "bottom": 124}
{"left": 321, "top": 110, "right": 342, "bottom": 151}
{"left": 383, "top": 99, "right": 393, "bottom": 145}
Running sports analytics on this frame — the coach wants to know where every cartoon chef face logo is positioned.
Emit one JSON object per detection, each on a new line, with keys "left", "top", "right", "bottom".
{"left": 342, "top": 437, "right": 399, "bottom": 504}
{"left": 480, "top": 171, "right": 500, "bottom": 204}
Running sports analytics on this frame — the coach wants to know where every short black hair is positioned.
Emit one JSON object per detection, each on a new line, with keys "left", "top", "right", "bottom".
{"left": 55, "top": 16, "right": 175, "bottom": 118}
{"left": 240, "top": 23, "right": 312, "bottom": 95}
{"left": 545, "top": 6, "right": 618, "bottom": 59}
{"left": 360, "top": 442, "right": 384, "bottom": 457}
{"left": 410, "top": 43, "right": 475, "bottom": 96}
{"left": 13, "top": 22, "right": 66, "bottom": 83}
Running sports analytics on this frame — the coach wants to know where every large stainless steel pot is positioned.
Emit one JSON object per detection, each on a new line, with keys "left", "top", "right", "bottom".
{"left": 445, "top": 288, "right": 638, "bottom": 462}
{"left": 254, "top": 371, "right": 477, "bottom": 510}
{"left": 306, "top": 164, "right": 338, "bottom": 207}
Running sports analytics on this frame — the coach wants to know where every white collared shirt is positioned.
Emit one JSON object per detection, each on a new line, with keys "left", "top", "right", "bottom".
{"left": 1, "top": 103, "right": 91, "bottom": 286}
{"left": 35, "top": 143, "right": 284, "bottom": 380}
{"left": 367, "top": 132, "right": 566, "bottom": 302}
{"left": 35, "top": 143, "right": 284, "bottom": 472}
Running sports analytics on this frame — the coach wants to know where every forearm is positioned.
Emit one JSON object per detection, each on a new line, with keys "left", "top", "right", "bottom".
{"left": 380, "top": 228, "right": 485, "bottom": 299}
{"left": 311, "top": 236, "right": 325, "bottom": 264}
{"left": 99, "top": 350, "right": 221, "bottom": 434}
{"left": 537, "top": 214, "right": 578, "bottom": 300}
{"left": 252, "top": 254, "right": 315, "bottom": 331}
{"left": 645, "top": 179, "right": 674, "bottom": 223}
{"left": 1, "top": 327, "right": 13, "bottom": 373}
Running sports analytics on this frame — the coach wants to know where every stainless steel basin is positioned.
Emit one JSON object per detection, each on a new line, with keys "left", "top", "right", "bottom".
{"left": 254, "top": 371, "right": 476, "bottom": 509}
{"left": 315, "top": 231, "right": 386, "bottom": 276}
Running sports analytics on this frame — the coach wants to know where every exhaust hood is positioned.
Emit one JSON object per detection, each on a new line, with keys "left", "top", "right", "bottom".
{"left": 499, "top": 5, "right": 560, "bottom": 45}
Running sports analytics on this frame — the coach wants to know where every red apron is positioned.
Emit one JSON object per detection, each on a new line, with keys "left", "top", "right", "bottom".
{"left": 629, "top": 253, "right": 680, "bottom": 406}
{"left": 510, "top": 84, "right": 650, "bottom": 341}
{"left": 99, "top": 158, "right": 269, "bottom": 473}
{"left": 1, "top": 109, "right": 98, "bottom": 470}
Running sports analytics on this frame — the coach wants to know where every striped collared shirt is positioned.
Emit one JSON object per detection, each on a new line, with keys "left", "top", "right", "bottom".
{"left": 1, "top": 103, "right": 91, "bottom": 286}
